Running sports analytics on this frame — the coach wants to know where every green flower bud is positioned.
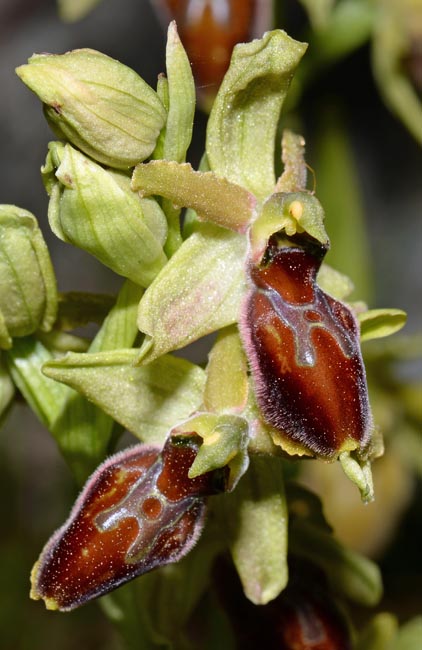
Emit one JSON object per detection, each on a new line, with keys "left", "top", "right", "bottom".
{"left": 43, "top": 143, "right": 167, "bottom": 288}
{"left": 0, "top": 205, "right": 57, "bottom": 349}
{"left": 16, "top": 49, "right": 166, "bottom": 169}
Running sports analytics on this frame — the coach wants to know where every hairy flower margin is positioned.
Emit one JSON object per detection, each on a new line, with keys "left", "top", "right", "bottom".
{"left": 4, "top": 19, "right": 407, "bottom": 640}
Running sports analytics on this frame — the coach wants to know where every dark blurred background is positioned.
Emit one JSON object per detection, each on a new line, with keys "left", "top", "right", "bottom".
{"left": 0, "top": 1, "right": 420, "bottom": 648}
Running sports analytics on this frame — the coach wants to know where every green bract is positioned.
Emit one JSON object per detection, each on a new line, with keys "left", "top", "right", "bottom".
{"left": 43, "top": 142, "right": 167, "bottom": 287}
{"left": 16, "top": 49, "right": 166, "bottom": 168}
{"left": 219, "top": 456, "right": 289, "bottom": 605}
{"left": 0, "top": 205, "right": 57, "bottom": 349}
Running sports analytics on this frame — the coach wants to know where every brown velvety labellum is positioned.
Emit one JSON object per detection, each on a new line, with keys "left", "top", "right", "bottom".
{"left": 31, "top": 435, "right": 226, "bottom": 611}
{"left": 240, "top": 238, "right": 372, "bottom": 457}
{"left": 157, "top": 0, "right": 257, "bottom": 94}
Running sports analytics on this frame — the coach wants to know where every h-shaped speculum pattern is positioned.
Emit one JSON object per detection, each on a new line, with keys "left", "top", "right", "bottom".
{"left": 263, "top": 283, "right": 356, "bottom": 367}
{"left": 95, "top": 456, "right": 196, "bottom": 563}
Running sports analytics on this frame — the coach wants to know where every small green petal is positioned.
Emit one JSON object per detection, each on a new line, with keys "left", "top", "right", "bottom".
{"left": 359, "top": 308, "right": 407, "bottom": 342}
{"left": 132, "top": 160, "right": 256, "bottom": 233}
{"left": 176, "top": 412, "right": 250, "bottom": 490}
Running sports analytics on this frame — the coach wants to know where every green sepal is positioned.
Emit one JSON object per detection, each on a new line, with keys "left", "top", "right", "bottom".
{"left": 249, "top": 192, "right": 329, "bottom": 263}
{"left": 16, "top": 49, "right": 166, "bottom": 168}
{"left": 43, "top": 349, "right": 206, "bottom": 447}
{"left": 0, "top": 205, "right": 57, "bottom": 347}
{"left": 161, "top": 21, "right": 195, "bottom": 165}
{"left": 44, "top": 143, "right": 167, "bottom": 287}
{"left": 108, "top": 170, "right": 168, "bottom": 248}
{"left": 153, "top": 22, "right": 196, "bottom": 256}
{"left": 132, "top": 160, "right": 256, "bottom": 233}
{"left": 358, "top": 308, "right": 407, "bottom": 342}
{"left": 204, "top": 325, "right": 249, "bottom": 414}
{"left": 289, "top": 517, "right": 383, "bottom": 606}
{"left": 206, "top": 30, "right": 307, "bottom": 200}
{"left": 137, "top": 224, "right": 247, "bottom": 364}
{"left": 218, "top": 455, "right": 288, "bottom": 605}
{"left": 174, "top": 412, "right": 250, "bottom": 490}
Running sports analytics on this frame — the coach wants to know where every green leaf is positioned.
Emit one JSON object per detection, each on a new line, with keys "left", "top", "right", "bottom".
{"left": 311, "top": 109, "right": 374, "bottom": 301}
{"left": 43, "top": 349, "right": 206, "bottom": 446}
{"left": 218, "top": 455, "right": 288, "bottom": 605}
{"left": 137, "top": 224, "right": 247, "bottom": 363}
{"left": 206, "top": 30, "right": 307, "bottom": 200}
{"left": 204, "top": 326, "right": 249, "bottom": 414}
{"left": 359, "top": 308, "right": 407, "bottom": 342}
{"left": 16, "top": 49, "right": 166, "bottom": 168}
{"left": 57, "top": 0, "right": 102, "bottom": 22}
{"left": 175, "top": 413, "right": 250, "bottom": 490}
{"left": 132, "top": 161, "right": 256, "bottom": 233}
{"left": 6, "top": 281, "right": 142, "bottom": 482}
{"left": 5, "top": 337, "right": 68, "bottom": 429}
{"left": 45, "top": 143, "right": 167, "bottom": 287}
{"left": 88, "top": 279, "right": 141, "bottom": 353}
{"left": 372, "top": 1, "right": 422, "bottom": 144}
{"left": 396, "top": 616, "right": 422, "bottom": 650}
{"left": 103, "top": 526, "right": 224, "bottom": 649}
{"left": 0, "top": 205, "right": 57, "bottom": 347}
{"left": 289, "top": 518, "right": 383, "bottom": 606}
{"left": 47, "top": 281, "right": 144, "bottom": 480}
{"left": 38, "top": 330, "right": 90, "bottom": 353}
{"left": 56, "top": 292, "right": 115, "bottom": 330}
{"left": 356, "top": 612, "right": 398, "bottom": 650}
{"left": 298, "top": 0, "right": 335, "bottom": 29}
{"left": 0, "top": 353, "right": 15, "bottom": 421}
